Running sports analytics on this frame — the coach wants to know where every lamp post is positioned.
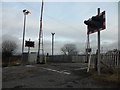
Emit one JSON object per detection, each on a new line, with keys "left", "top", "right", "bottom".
{"left": 51, "top": 33, "right": 55, "bottom": 59}
{"left": 22, "top": 9, "right": 30, "bottom": 63}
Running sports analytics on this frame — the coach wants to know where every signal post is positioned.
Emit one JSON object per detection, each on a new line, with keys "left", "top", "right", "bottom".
{"left": 84, "top": 8, "right": 106, "bottom": 75}
{"left": 97, "top": 8, "right": 100, "bottom": 75}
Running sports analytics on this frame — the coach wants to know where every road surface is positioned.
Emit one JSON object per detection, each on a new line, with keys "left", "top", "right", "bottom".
{"left": 2, "top": 63, "right": 118, "bottom": 88}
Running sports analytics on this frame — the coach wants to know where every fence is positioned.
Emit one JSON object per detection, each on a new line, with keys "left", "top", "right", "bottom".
{"left": 100, "top": 50, "right": 120, "bottom": 68}
{"left": 2, "top": 49, "right": 119, "bottom": 67}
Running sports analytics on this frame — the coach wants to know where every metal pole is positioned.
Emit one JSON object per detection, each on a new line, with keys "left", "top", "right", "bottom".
{"left": 22, "top": 14, "right": 26, "bottom": 63}
{"left": 51, "top": 33, "right": 55, "bottom": 58}
{"left": 27, "top": 38, "right": 30, "bottom": 63}
{"left": 37, "top": 0, "right": 44, "bottom": 64}
{"left": 28, "top": 38, "right": 30, "bottom": 54}
{"left": 21, "top": 9, "right": 30, "bottom": 64}
{"left": 97, "top": 8, "right": 101, "bottom": 75}
{"left": 87, "top": 52, "right": 92, "bottom": 72}
{"left": 86, "top": 34, "right": 90, "bottom": 63}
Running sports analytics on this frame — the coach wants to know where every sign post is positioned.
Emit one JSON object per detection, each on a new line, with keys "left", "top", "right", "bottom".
{"left": 84, "top": 8, "right": 106, "bottom": 75}
{"left": 97, "top": 8, "right": 101, "bottom": 75}
{"left": 28, "top": 38, "right": 31, "bottom": 54}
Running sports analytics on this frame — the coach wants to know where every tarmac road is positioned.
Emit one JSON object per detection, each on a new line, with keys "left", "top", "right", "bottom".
{"left": 2, "top": 63, "right": 118, "bottom": 88}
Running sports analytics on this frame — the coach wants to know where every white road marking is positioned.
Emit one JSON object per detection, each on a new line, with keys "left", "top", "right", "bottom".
{"left": 41, "top": 67, "right": 71, "bottom": 75}
{"left": 74, "top": 67, "right": 88, "bottom": 70}
{"left": 62, "top": 70, "right": 69, "bottom": 72}
{"left": 25, "top": 65, "right": 35, "bottom": 67}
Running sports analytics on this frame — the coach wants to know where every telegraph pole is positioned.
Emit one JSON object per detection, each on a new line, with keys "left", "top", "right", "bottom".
{"left": 97, "top": 8, "right": 101, "bottom": 75}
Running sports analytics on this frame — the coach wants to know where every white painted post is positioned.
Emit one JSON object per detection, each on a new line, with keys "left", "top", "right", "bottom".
{"left": 87, "top": 52, "right": 92, "bottom": 72}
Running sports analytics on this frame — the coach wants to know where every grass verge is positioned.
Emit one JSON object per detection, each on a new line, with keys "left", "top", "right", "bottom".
{"left": 90, "top": 68, "right": 120, "bottom": 85}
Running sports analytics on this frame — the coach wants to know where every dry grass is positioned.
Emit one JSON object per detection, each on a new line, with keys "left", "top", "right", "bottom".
{"left": 92, "top": 73, "right": 119, "bottom": 83}
{"left": 90, "top": 68, "right": 120, "bottom": 84}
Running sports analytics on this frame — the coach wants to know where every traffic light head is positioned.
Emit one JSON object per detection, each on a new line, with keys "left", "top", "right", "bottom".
{"left": 84, "top": 19, "right": 91, "bottom": 25}
{"left": 84, "top": 11, "right": 105, "bottom": 34}
{"left": 84, "top": 15, "right": 104, "bottom": 29}
{"left": 84, "top": 20, "right": 89, "bottom": 25}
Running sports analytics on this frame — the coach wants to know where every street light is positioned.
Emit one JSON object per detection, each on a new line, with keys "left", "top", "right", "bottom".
{"left": 51, "top": 33, "right": 55, "bottom": 58}
{"left": 22, "top": 9, "right": 30, "bottom": 63}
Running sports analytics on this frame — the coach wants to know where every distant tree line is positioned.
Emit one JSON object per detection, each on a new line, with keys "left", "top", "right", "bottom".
{"left": 2, "top": 40, "right": 18, "bottom": 66}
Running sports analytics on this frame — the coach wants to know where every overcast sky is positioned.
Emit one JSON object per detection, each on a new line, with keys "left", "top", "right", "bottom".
{"left": 1, "top": 0, "right": 119, "bottom": 55}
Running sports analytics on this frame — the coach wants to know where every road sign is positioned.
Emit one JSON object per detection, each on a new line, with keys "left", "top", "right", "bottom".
{"left": 84, "top": 11, "right": 106, "bottom": 34}
{"left": 25, "top": 41, "right": 34, "bottom": 47}
{"left": 86, "top": 48, "right": 92, "bottom": 53}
